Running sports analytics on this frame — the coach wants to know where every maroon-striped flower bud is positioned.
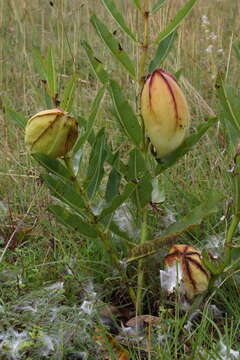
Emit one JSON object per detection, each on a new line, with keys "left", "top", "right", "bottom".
{"left": 163, "top": 244, "right": 210, "bottom": 299}
{"left": 141, "top": 69, "right": 190, "bottom": 158}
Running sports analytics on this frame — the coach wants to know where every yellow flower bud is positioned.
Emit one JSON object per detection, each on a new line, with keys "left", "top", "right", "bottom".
{"left": 141, "top": 69, "right": 190, "bottom": 158}
{"left": 25, "top": 108, "right": 78, "bottom": 158}
{"left": 164, "top": 244, "right": 210, "bottom": 299}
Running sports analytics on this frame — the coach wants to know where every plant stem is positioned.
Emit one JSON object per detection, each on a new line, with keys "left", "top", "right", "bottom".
{"left": 224, "top": 160, "right": 240, "bottom": 264}
{"left": 136, "top": 208, "right": 148, "bottom": 314}
{"left": 138, "top": 0, "right": 150, "bottom": 88}
{"left": 63, "top": 155, "right": 136, "bottom": 303}
{"left": 138, "top": 0, "right": 150, "bottom": 152}
{"left": 225, "top": 214, "right": 240, "bottom": 264}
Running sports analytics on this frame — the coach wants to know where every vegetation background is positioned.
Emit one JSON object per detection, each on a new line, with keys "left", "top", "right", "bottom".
{"left": 1, "top": 0, "right": 240, "bottom": 359}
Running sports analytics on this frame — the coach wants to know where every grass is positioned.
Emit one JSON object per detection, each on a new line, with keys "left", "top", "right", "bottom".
{"left": 1, "top": 0, "right": 240, "bottom": 359}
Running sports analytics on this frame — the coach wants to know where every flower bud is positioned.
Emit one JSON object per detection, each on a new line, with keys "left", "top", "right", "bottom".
{"left": 25, "top": 108, "right": 78, "bottom": 158}
{"left": 141, "top": 69, "right": 190, "bottom": 158}
{"left": 163, "top": 244, "right": 210, "bottom": 299}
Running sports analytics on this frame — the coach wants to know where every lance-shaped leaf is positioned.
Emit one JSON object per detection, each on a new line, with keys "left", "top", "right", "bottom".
{"left": 105, "top": 152, "right": 122, "bottom": 202}
{"left": 216, "top": 73, "right": 240, "bottom": 135}
{"left": 109, "top": 80, "right": 142, "bottom": 147}
{"left": 127, "top": 149, "right": 152, "bottom": 209}
{"left": 42, "top": 174, "right": 86, "bottom": 216}
{"left": 46, "top": 48, "right": 57, "bottom": 97}
{"left": 6, "top": 108, "right": 27, "bottom": 129}
{"left": 90, "top": 14, "right": 136, "bottom": 79}
{"left": 61, "top": 74, "right": 78, "bottom": 112}
{"left": 32, "top": 47, "right": 47, "bottom": 80}
{"left": 82, "top": 41, "right": 109, "bottom": 84}
{"left": 151, "top": 0, "right": 167, "bottom": 14}
{"left": 74, "top": 86, "right": 106, "bottom": 152}
{"left": 101, "top": 0, "right": 136, "bottom": 42}
{"left": 99, "top": 182, "right": 137, "bottom": 221}
{"left": 108, "top": 220, "right": 132, "bottom": 241}
{"left": 149, "top": 31, "right": 177, "bottom": 73}
{"left": 127, "top": 196, "right": 219, "bottom": 263}
{"left": 33, "top": 153, "right": 72, "bottom": 180}
{"left": 85, "top": 129, "right": 107, "bottom": 199}
{"left": 49, "top": 205, "right": 99, "bottom": 238}
{"left": 154, "top": 0, "right": 197, "bottom": 45}
{"left": 155, "top": 117, "right": 217, "bottom": 175}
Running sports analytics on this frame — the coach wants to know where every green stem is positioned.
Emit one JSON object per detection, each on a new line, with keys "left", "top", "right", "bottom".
{"left": 136, "top": 208, "right": 148, "bottom": 314}
{"left": 224, "top": 162, "right": 240, "bottom": 265}
{"left": 63, "top": 155, "right": 136, "bottom": 304}
{"left": 225, "top": 214, "right": 240, "bottom": 264}
{"left": 138, "top": 0, "right": 150, "bottom": 152}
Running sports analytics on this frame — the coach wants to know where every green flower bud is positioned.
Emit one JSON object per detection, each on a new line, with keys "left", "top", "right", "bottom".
{"left": 25, "top": 108, "right": 78, "bottom": 158}
{"left": 141, "top": 69, "right": 190, "bottom": 158}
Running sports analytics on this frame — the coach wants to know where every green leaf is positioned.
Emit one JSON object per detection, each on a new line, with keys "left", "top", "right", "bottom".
{"left": 101, "top": 0, "right": 136, "bottom": 41}
{"left": 82, "top": 41, "right": 109, "bottom": 84}
{"left": 108, "top": 221, "right": 132, "bottom": 241}
{"left": 137, "top": 175, "right": 153, "bottom": 208}
{"left": 109, "top": 80, "right": 142, "bottom": 147}
{"left": 216, "top": 73, "right": 240, "bottom": 135}
{"left": 105, "top": 160, "right": 122, "bottom": 202}
{"left": 42, "top": 174, "right": 86, "bottom": 216}
{"left": 46, "top": 48, "right": 57, "bottom": 97}
{"left": 132, "top": 0, "right": 141, "bottom": 9}
{"left": 127, "top": 149, "right": 148, "bottom": 180}
{"left": 154, "top": 0, "right": 197, "bottom": 44}
{"left": 127, "top": 196, "right": 219, "bottom": 263}
{"left": 74, "top": 86, "right": 106, "bottom": 152}
{"left": 6, "top": 108, "right": 27, "bottom": 129}
{"left": 86, "top": 129, "right": 107, "bottom": 199}
{"left": 49, "top": 205, "right": 99, "bottom": 238}
{"left": 202, "top": 248, "right": 226, "bottom": 276}
{"left": 155, "top": 117, "right": 217, "bottom": 175}
{"left": 151, "top": 0, "right": 167, "bottom": 14}
{"left": 127, "top": 149, "right": 152, "bottom": 209}
{"left": 33, "top": 153, "right": 72, "bottom": 180}
{"left": 90, "top": 14, "right": 136, "bottom": 79}
{"left": 99, "top": 182, "right": 136, "bottom": 220}
{"left": 149, "top": 31, "right": 177, "bottom": 72}
{"left": 61, "top": 74, "right": 78, "bottom": 112}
